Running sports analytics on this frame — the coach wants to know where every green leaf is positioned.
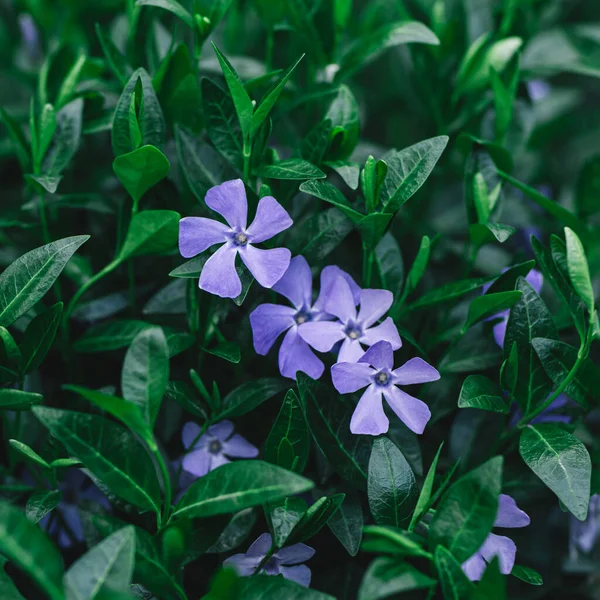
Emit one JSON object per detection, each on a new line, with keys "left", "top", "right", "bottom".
{"left": 325, "top": 160, "right": 360, "bottom": 189}
{"left": 0, "top": 501, "right": 64, "bottom": 600}
{"left": 409, "top": 277, "right": 489, "bottom": 310}
{"left": 374, "top": 233, "right": 404, "bottom": 298}
{"left": 361, "top": 525, "right": 431, "bottom": 558}
{"left": 403, "top": 235, "right": 431, "bottom": 298}
{"left": 463, "top": 291, "right": 522, "bottom": 332}
{"left": 264, "top": 389, "right": 310, "bottom": 472}
{"left": 409, "top": 443, "right": 444, "bottom": 531}
{"left": 26, "top": 489, "right": 61, "bottom": 523}
{"left": 564, "top": 227, "right": 595, "bottom": 313}
{"left": 37, "top": 104, "right": 57, "bottom": 169}
{"left": 172, "top": 460, "right": 314, "bottom": 520}
{"left": 434, "top": 545, "right": 474, "bottom": 600}
{"left": 484, "top": 260, "right": 535, "bottom": 296}
{"left": 238, "top": 574, "right": 335, "bottom": 599}
{"left": 55, "top": 54, "right": 86, "bottom": 109}
{"left": 327, "top": 490, "right": 363, "bottom": 556}
{"left": 0, "top": 107, "right": 30, "bottom": 170}
{"left": 299, "top": 179, "right": 363, "bottom": 222}
{"left": 267, "top": 497, "right": 307, "bottom": 548}
{"left": 20, "top": 302, "right": 63, "bottom": 374}
{"left": 0, "top": 235, "right": 88, "bottom": 327}
{"left": 73, "top": 320, "right": 153, "bottom": 353}
{"left": 8, "top": 439, "right": 50, "bottom": 469}
{"left": 113, "top": 145, "right": 170, "bottom": 206}
{"left": 203, "top": 341, "right": 241, "bottom": 363}
{"left": 0, "top": 327, "right": 21, "bottom": 369}
{"left": 368, "top": 437, "right": 418, "bottom": 527}
{"left": 430, "top": 456, "right": 502, "bottom": 562}
{"left": 0, "top": 557, "right": 27, "bottom": 600}
{"left": 122, "top": 326, "right": 169, "bottom": 428}
{"left": 33, "top": 407, "right": 161, "bottom": 514}
{"left": 325, "top": 85, "right": 360, "bottom": 160}
{"left": 289, "top": 494, "right": 345, "bottom": 544}
{"left": 65, "top": 526, "right": 135, "bottom": 600}
{"left": 510, "top": 564, "right": 543, "bottom": 585}
{"left": 458, "top": 375, "right": 508, "bottom": 413}
{"left": 119, "top": 210, "right": 180, "bottom": 260}
{"left": 135, "top": 0, "right": 194, "bottom": 27}
{"left": 95, "top": 24, "right": 132, "bottom": 85}
{"left": 262, "top": 159, "right": 326, "bottom": 180}
{"left": 297, "top": 373, "right": 372, "bottom": 488}
{"left": 469, "top": 223, "right": 516, "bottom": 247}
{"left": 43, "top": 98, "right": 83, "bottom": 176}
{"left": 519, "top": 424, "right": 591, "bottom": 520}
{"left": 357, "top": 213, "right": 393, "bottom": 250}
{"left": 214, "top": 378, "right": 287, "bottom": 420}
{"left": 381, "top": 136, "right": 448, "bottom": 213}
{"left": 359, "top": 558, "right": 436, "bottom": 600}
{"left": 0, "top": 389, "right": 43, "bottom": 410}
{"left": 301, "top": 120, "right": 332, "bottom": 164}
{"left": 471, "top": 557, "right": 506, "bottom": 600}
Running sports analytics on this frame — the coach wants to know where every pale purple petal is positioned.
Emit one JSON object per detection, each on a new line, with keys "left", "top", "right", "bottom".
{"left": 494, "top": 494, "right": 530, "bottom": 528}
{"left": 182, "top": 449, "right": 211, "bottom": 477}
{"left": 392, "top": 358, "right": 440, "bottom": 385}
{"left": 350, "top": 384, "right": 388, "bottom": 435}
{"left": 60, "top": 504, "right": 84, "bottom": 543}
{"left": 525, "top": 269, "right": 543, "bottom": 294}
{"left": 240, "top": 246, "right": 291, "bottom": 289}
{"left": 298, "top": 321, "right": 345, "bottom": 352}
{"left": 250, "top": 304, "right": 296, "bottom": 355}
{"left": 275, "top": 543, "right": 316, "bottom": 565}
{"left": 247, "top": 533, "right": 273, "bottom": 557}
{"left": 382, "top": 386, "right": 431, "bottom": 434}
{"left": 246, "top": 196, "right": 293, "bottom": 244}
{"left": 199, "top": 245, "right": 241, "bottom": 298}
{"left": 361, "top": 317, "right": 402, "bottom": 350}
{"left": 178, "top": 217, "right": 229, "bottom": 258}
{"left": 224, "top": 554, "right": 262, "bottom": 576}
{"left": 182, "top": 421, "right": 202, "bottom": 449}
{"left": 279, "top": 328, "right": 324, "bottom": 380}
{"left": 314, "top": 265, "right": 361, "bottom": 311}
{"left": 358, "top": 340, "right": 394, "bottom": 370}
{"left": 323, "top": 276, "right": 357, "bottom": 323}
{"left": 272, "top": 255, "right": 313, "bottom": 310}
{"left": 223, "top": 434, "right": 259, "bottom": 458}
{"left": 338, "top": 337, "right": 366, "bottom": 363}
{"left": 208, "top": 421, "right": 235, "bottom": 441}
{"left": 357, "top": 289, "right": 393, "bottom": 328}
{"left": 280, "top": 565, "right": 311, "bottom": 587}
{"left": 462, "top": 551, "right": 486, "bottom": 581}
{"left": 331, "top": 362, "right": 373, "bottom": 394}
{"left": 209, "top": 453, "right": 230, "bottom": 471}
{"left": 492, "top": 313, "right": 509, "bottom": 348}
{"left": 479, "top": 533, "right": 517, "bottom": 575}
{"left": 205, "top": 179, "right": 248, "bottom": 229}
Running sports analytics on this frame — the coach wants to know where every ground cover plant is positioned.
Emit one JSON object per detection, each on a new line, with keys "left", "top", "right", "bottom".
{"left": 0, "top": 0, "right": 599, "bottom": 598}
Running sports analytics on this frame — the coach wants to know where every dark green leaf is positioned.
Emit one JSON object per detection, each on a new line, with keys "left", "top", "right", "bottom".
{"left": 135, "top": 0, "right": 194, "bottom": 28}
{"left": 484, "top": 260, "right": 535, "bottom": 296}
{"left": 564, "top": 227, "right": 595, "bottom": 313}
{"left": 20, "top": 302, "right": 63, "bottom": 374}
{"left": 511, "top": 564, "right": 543, "bottom": 585}
{"left": 239, "top": 574, "right": 335, "bottom": 599}
{"left": 358, "top": 558, "right": 436, "bottom": 600}
{"left": 435, "top": 545, "right": 474, "bottom": 600}
{"left": 289, "top": 494, "right": 345, "bottom": 544}
{"left": 0, "top": 107, "right": 30, "bottom": 170}
{"left": 469, "top": 223, "right": 516, "bottom": 246}
{"left": 119, "top": 210, "right": 180, "bottom": 260}
{"left": 327, "top": 490, "right": 363, "bottom": 556}
{"left": 0, "top": 557, "right": 26, "bottom": 600}
{"left": 403, "top": 235, "right": 431, "bottom": 298}
{"left": 26, "top": 489, "right": 61, "bottom": 524}
{"left": 267, "top": 497, "right": 307, "bottom": 548}
{"left": 43, "top": 98, "right": 83, "bottom": 176}
{"left": 409, "top": 277, "right": 489, "bottom": 310}
{"left": 301, "top": 120, "right": 332, "bottom": 164}
{"left": 374, "top": 233, "right": 404, "bottom": 298}
{"left": 325, "top": 85, "right": 360, "bottom": 160}
{"left": 73, "top": 320, "right": 154, "bottom": 353}
{"left": 458, "top": 375, "right": 508, "bottom": 413}
{"left": 325, "top": 160, "right": 360, "bottom": 189}
{"left": 8, "top": 439, "right": 50, "bottom": 469}
{"left": 0, "top": 389, "right": 43, "bottom": 410}
{"left": 214, "top": 378, "right": 287, "bottom": 420}
{"left": 471, "top": 557, "right": 506, "bottom": 600}
{"left": 299, "top": 179, "right": 363, "bottom": 222}
{"left": 95, "top": 24, "right": 132, "bottom": 85}
{"left": 409, "top": 442, "right": 444, "bottom": 531}
{"left": 357, "top": 213, "right": 393, "bottom": 250}
{"left": 575, "top": 155, "right": 600, "bottom": 218}
{"left": 262, "top": 159, "right": 326, "bottom": 180}
{"left": 361, "top": 525, "right": 431, "bottom": 558}
{"left": 463, "top": 291, "right": 522, "bottom": 332}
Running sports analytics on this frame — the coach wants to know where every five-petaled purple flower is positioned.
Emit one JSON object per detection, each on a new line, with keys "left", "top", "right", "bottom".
{"left": 224, "top": 533, "right": 315, "bottom": 587}
{"left": 181, "top": 420, "right": 258, "bottom": 477}
{"left": 299, "top": 273, "right": 401, "bottom": 363}
{"left": 249, "top": 256, "right": 360, "bottom": 380}
{"left": 462, "top": 494, "right": 530, "bottom": 581}
{"left": 179, "top": 179, "right": 293, "bottom": 298}
{"left": 331, "top": 341, "right": 439, "bottom": 435}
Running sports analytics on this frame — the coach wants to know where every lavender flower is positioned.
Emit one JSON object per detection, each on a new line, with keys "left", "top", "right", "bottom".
{"left": 331, "top": 341, "right": 439, "bottom": 436}
{"left": 509, "top": 393, "right": 572, "bottom": 427}
{"left": 224, "top": 533, "right": 315, "bottom": 587}
{"left": 181, "top": 420, "right": 258, "bottom": 477}
{"left": 299, "top": 273, "right": 401, "bottom": 363}
{"left": 462, "top": 494, "right": 530, "bottom": 581}
{"left": 179, "top": 179, "right": 293, "bottom": 298}
{"left": 249, "top": 256, "right": 360, "bottom": 380}
{"left": 570, "top": 494, "right": 600, "bottom": 555}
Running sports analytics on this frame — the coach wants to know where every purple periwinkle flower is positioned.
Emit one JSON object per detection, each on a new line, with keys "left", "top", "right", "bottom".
{"left": 299, "top": 273, "right": 401, "bottom": 363}
{"left": 224, "top": 533, "right": 315, "bottom": 587}
{"left": 570, "top": 494, "right": 600, "bottom": 555}
{"left": 249, "top": 256, "right": 360, "bottom": 380}
{"left": 331, "top": 341, "right": 439, "bottom": 436}
{"left": 462, "top": 494, "right": 530, "bottom": 581}
{"left": 179, "top": 179, "right": 293, "bottom": 298}
{"left": 509, "top": 393, "right": 572, "bottom": 427}
{"left": 181, "top": 420, "right": 258, "bottom": 477}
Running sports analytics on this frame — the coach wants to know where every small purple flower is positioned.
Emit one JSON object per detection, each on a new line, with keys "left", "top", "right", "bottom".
{"left": 462, "top": 494, "right": 530, "bottom": 581}
{"left": 509, "top": 393, "right": 572, "bottom": 427}
{"left": 570, "top": 494, "right": 600, "bottom": 555}
{"left": 527, "top": 80, "right": 551, "bottom": 102}
{"left": 179, "top": 179, "right": 293, "bottom": 298}
{"left": 484, "top": 269, "right": 543, "bottom": 348}
{"left": 299, "top": 273, "right": 401, "bottom": 363}
{"left": 224, "top": 533, "right": 315, "bottom": 587}
{"left": 331, "top": 341, "right": 439, "bottom": 436}
{"left": 181, "top": 420, "right": 258, "bottom": 477}
{"left": 249, "top": 256, "right": 360, "bottom": 380}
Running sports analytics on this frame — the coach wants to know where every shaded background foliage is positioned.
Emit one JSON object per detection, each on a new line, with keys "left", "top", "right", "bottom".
{"left": 0, "top": 0, "right": 599, "bottom": 599}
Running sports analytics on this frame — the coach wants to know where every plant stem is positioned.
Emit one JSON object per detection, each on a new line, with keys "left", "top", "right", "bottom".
{"left": 243, "top": 136, "right": 252, "bottom": 184}
{"left": 154, "top": 446, "right": 173, "bottom": 528}
{"left": 362, "top": 244, "right": 374, "bottom": 287}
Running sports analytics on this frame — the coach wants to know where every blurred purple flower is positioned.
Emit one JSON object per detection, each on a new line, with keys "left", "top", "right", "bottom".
{"left": 224, "top": 532, "right": 315, "bottom": 587}
{"left": 570, "top": 494, "right": 600, "bottom": 555}
{"left": 462, "top": 494, "right": 530, "bottom": 581}
{"left": 509, "top": 393, "right": 572, "bottom": 427}
{"left": 299, "top": 274, "right": 401, "bottom": 363}
{"left": 331, "top": 341, "right": 439, "bottom": 435}
{"left": 179, "top": 179, "right": 292, "bottom": 298}
{"left": 527, "top": 80, "right": 551, "bottom": 102}
{"left": 250, "top": 257, "right": 360, "bottom": 380}
{"left": 181, "top": 420, "right": 258, "bottom": 477}
{"left": 18, "top": 14, "right": 39, "bottom": 54}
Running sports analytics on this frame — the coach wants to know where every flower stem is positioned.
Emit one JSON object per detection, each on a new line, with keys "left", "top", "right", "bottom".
{"left": 362, "top": 244, "right": 374, "bottom": 287}
{"left": 243, "top": 136, "right": 252, "bottom": 185}
{"left": 154, "top": 445, "right": 173, "bottom": 528}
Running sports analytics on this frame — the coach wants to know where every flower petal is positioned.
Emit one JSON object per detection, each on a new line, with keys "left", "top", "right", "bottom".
{"left": 279, "top": 328, "right": 325, "bottom": 380}
{"left": 392, "top": 357, "right": 440, "bottom": 385}
{"left": 223, "top": 434, "right": 259, "bottom": 458}
{"left": 357, "top": 289, "right": 393, "bottom": 328}
{"left": 247, "top": 533, "right": 273, "bottom": 557}
{"left": 382, "top": 386, "right": 431, "bottom": 434}
{"left": 60, "top": 504, "right": 84, "bottom": 543}
{"left": 280, "top": 565, "right": 311, "bottom": 587}
{"left": 223, "top": 554, "right": 262, "bottom": 576}
{"left": 494, "top": 494, "right": 530, "bottom": 528}
{"left": 205, "top": 179, "right": 248, "bottom": 229}
{"left": 491, "top": 312, "right": 508, "bottom": 348}
{"left": 182, "top": 449, "right": 211, "bottom": 477}
{"left": 314, "top": 265, "right": 361, "bottom": 311}
{"left": 323, "top": 275, "right": 357, "bottom": 323}
{"left": 240, "top": 246, "right": 291, "bottom": 289}
{"left": 525, "top": 269, "right": 543, "bottom": 295}
{"left": 208, "top": 420, "right": 235, "bottom": 441}
{"left": 208, "top": 453, "right": 230, "bottom": 471}
{"left": 462, "top": 551, "right": 486, "bottom": 581}
{"left": 249, "top": 304, "right": 296, "bottom": 355}
{"left": 350, "top": 384, "right": 388, "bottom": 435}
{"left": 199, "top": 245, "right": 241, "bottom": 298}
{"left": 337, "top": 337, "right": 366, "bottom": 363}
{"left": 298, "top": 321, "right": 345, "bottom": 352}
{"left": 358, "top": 340, "right": 394, "bottom": 370}
{"left": 275, "top": 542, "right": 316, "bottom": 565}
{"left": 273, "top": 255, "right": 313, "bottom": 310}
{"left": 246, "top": 196, "right": 293, "bottom": 244}
{"left": 178, "top": 217, "right": 229, "bottom": 258}
{"left": 182, "top": 421, "right": 202, "bottom": 449}
{"left": 331, "top": 361, "right": 373, "bottom": 394}
{"left": 361, "top": 317, "right": 402, "bottom": 350}
{"left": 479, "top": 533, "right": 517, "bottom": 575}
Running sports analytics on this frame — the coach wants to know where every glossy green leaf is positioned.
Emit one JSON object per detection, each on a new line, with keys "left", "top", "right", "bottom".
{"left": 239, "top": 574, "right": 335, "bottom": 599}
{"left": 262, "top": 159, "right": 326, "bottom": 180}
{"left": 299, "top": 179, "right": 363, "bottom": 222}
{"left": 471, "top": 557, "right": 506, "bottom": 600}
{"left": 361, "top": 525, "right": 431, "bottom": 558}
{"left": 73, "top": 320, "right": 153, "bottom": 353}
{"left": 374, "top": 233, "right": 404, "bottom": 298}
{"left": 289, "top": 494, "right": 345, "bottom": 544}
{"left": 564, "top": 227, "right": 595, "bottom": 313}
{"left": 136, "top": 0, "right": 194, "bottom": 27}
{"left": 403, "top": 236, "right": 431, "bottom": 298}
{"left": 410, "top": 277, "right": 489, "bottom": 310}
{"left": 20, "top": 302, "right": 63, "bottom": 374}
{"left": 43, "top": 98, "right": 83, "bottom": 176}
{"left": 325, "top": 160, "right": 360, "bottom": 189}
{"left": 484, "top": 260, "right": 535, "bottom": 296}
{"left": 458, "top": 375, "right": 508, "bottom": 413}
{"left": 95, "top": 24, "right": 132, "bottom": 85}
{"left": 9, "top": 439, "right": 50, "bottom": 469}
{"left": 325, "top": 85, "right": 360, "bottom": 160}
{"left": 327, "top": 490, "right": 363, "bottom": 556}
{"left": 469, "top": 223, "right": 516, "bottom": 247}
{"left": 26, "top": 489, "right": 61, "bottom": 523}
{"left": 267, "top": 497, "right": 307, "bottom": 548}
{"left": 357, "top": 213, "right": 393, "bottom": 250}
{"left": 409, "top": 442, "right": 444, "bottom": 531}
{"left": 358, "top": 558, "right": 436, "bottom": 600}
{"left": 214, "top": 378, "right": 287, "bottom": 420}
{"left": 463, "top": 291, "right": 522, "bottom": 332}
{"left": 511, "top": 564, "right": 543, "bottom": 585}
{"left": 0, "top": 389, "right": 43, "bottom": 410}
{"left": 301, "top": 120, "right": 332, "bottom": 164}
{"left": 435, "top": 545, "right": 474, "bottom": 600}
{"left": 118, "top": 210, "right": 180, "bottom": 260}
